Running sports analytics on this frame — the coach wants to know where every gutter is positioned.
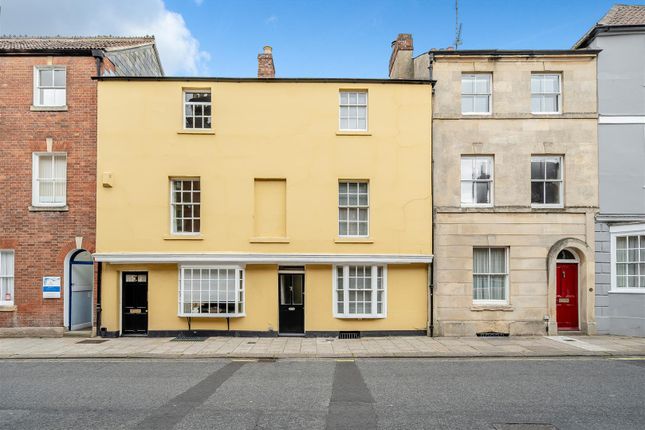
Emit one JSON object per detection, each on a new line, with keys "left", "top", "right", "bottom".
{"left": 91, "top": 49, "right": 104, "bottom": 77}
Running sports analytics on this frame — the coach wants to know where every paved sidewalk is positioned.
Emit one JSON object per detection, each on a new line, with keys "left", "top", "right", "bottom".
{"left": 1, "top": 335, "right": 645, "bottom": 359}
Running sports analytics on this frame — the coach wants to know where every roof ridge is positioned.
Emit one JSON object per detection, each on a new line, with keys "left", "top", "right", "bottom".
{"left": 0, "top": 35, "right": 155, "bottom": 39}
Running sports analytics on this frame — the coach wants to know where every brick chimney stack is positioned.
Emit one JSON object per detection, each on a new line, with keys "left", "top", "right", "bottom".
{"left": 389, "top": 34, "right": 414, "bottom": 79}
{"left": 258, "top": 45, "right": 275, "bottom": 78}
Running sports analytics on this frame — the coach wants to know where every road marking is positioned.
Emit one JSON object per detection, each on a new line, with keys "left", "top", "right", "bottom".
{"left": 326, "top": 361, "right": 376, "bottom": 430}
{"left": 545, "top": 336, "right": 613, "bottom": 352}
{"left": 137, "top": 361, "right": 244, "bottom": 429}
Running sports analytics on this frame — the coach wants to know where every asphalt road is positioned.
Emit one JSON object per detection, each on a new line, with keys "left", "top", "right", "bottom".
{"left": 0, "top": 357, "right": 643, "bottom": 430}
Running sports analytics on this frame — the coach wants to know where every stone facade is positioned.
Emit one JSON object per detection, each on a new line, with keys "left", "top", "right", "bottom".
{"left": 417, "top": 51, "right": 599, "bottom": 336}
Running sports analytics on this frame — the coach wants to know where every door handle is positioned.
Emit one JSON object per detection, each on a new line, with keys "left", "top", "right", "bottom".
{"left": 288, "top": 307, "right": 295, "bottom": 311}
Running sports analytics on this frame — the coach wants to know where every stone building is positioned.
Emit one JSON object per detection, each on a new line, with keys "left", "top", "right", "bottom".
{"left": 391, "top": 34, "right": 599, "bottom": 336}
{"left": 0, "top": 37, "right": 163, "bottom": 336}
{"left": 575, "top": 5, "right": 645, "bottom": 336}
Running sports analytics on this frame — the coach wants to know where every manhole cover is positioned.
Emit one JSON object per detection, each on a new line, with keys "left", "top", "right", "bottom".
{"left": 493, "top": 424, "right": 557, "bottom": 430}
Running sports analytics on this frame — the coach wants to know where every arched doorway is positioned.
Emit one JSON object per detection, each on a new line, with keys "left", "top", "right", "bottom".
{"left": 65, "top": 249, "right": 93, "bottom": 331}
{"left": 555, "top": 248, "right": 580, "bottom": 331}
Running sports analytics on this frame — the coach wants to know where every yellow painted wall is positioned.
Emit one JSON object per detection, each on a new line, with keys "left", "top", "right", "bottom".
{"left": 96, "top": 80, "right": 432, "bottom": 255}
{"left": 100, "top": 263, "right": 427, "bottom": 333}
{"left": 254, "top": 179, "right": 287, "bottom": 238}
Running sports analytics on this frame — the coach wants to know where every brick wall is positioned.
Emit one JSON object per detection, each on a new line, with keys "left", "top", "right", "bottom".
{"left": 0, "top": 55, "right": 97, "bottom": 328}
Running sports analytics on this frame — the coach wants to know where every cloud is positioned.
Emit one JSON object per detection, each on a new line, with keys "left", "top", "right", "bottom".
{"left": 194, "top": 0, "right": 204, "bottom": 5}
{"left": 0, "top": 0, "right": 210, "bottom": 75}
{"left": 265, "top": 15, "right": 278, "bottom": 25}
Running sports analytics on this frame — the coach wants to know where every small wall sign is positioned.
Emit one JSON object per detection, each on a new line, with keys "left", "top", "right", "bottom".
{"left": 42, "top": 276, "right": 61, "bottom": 299}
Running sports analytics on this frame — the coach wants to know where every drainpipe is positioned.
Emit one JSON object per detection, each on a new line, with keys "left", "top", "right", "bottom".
{"left": 96, "top": 262, "right": 103, "bottom": 337}
{"left": 429, "top": 263, "right": 434, "bottom": 337}
{"left": 91, "top": 49, "right": 104, "bottom": 77}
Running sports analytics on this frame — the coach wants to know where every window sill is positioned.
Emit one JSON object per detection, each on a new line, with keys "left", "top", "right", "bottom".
{"left": 462, "top": 112, "right": 492, "bottom": 117}
{"left": 531, "top": 205, "right": 565, "bottom": 210}
{"left": 461, "top": 204, "right": 494, "bottom": 209}
{"left": 249, "top": 237, "right": 290, "bottom": 244}
{"left": 30, "top": 105, "right": 68, "bottom": 112}
{"left": 336, "top": 131, "right": 371, "bottom": 136}
{"left": 531, "top": 112, "right": 562, "bottom": 116}
{"left": 0, "top": 305, "right": 17, "bottom": 312}
{"left": 335, "top": 237, "right": 373, "bottom": 244}
{"left": 29, "top": 205, "right": 69, "bottom": 212}
{"left": 177, "top": 129, "right": 215, "bottom": 135}
{"left": 335, "top": 315, "right": 386, "bottom": 319}
{"left": 163, "top": 235, "right": 204, "bottom": 241}
{"left": 471, "top": 305, "right": 513, "bottom": 312}
{"left": 609, "top": 289, "right": 645, "bottom": 294}
{"left": 178, "top": 313, "right": 245, "bottom": 318}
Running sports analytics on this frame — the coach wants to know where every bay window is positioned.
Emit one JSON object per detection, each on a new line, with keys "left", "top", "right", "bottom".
{"left": 178, "top": 266, "right": 245, "bottom": 317}
{"left": 334, "top": 265, "right": 386, "bottom": 318}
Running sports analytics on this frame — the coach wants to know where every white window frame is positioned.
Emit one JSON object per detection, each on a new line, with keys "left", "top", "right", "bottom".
{"left": 339, "top": 91, "right": 368, "bottom": 131}
{"left": 461, "top": 73, "right": 492, "bottom": 115}
{"left": 531, "top": 73, "right": 562, "bottom": 115}
{"left": 178, "top": 265, "right": 245, "bottom": 317}
{"left": 33, "top": 66, "right": 66, "bottom": 107}
{"left": 32, "top": 152, "right": 67, "bottom": 207}
{"left": 170, "top": 178, "right": 201, "bottom": 235}
{"left": 610, "top": 224, "right": 645, "bottom": 293}
{"left": 333, "top": 265, "right": 387, "bottom": 319}
{"left": 338, "top": 180, "right": 369, "bottom": 238}
{"left": 460, "top": 156, "right": 494, "bottom": 207}
{"left": 182, "top": 90, "right": 212, "bottom": 130}
{"left": 530, "top": 156, "right": 564, "bottom": 208}
{"left": 472, "top": 247, "right": 509, "bottom": 305}
{"left": 0, "top": 250, "right": 15, "bottom": 306}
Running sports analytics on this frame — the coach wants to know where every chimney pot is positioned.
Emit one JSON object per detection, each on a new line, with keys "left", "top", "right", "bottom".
{"left": 389, "top": 33, "right": 414, "bottom": 79}
{"left": 263, "top": 46, "right": 272, "bottom": 54}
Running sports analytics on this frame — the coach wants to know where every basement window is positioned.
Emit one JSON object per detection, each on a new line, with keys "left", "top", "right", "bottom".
{"left": 178, "top": 266, "right": 245, "bottom": 317}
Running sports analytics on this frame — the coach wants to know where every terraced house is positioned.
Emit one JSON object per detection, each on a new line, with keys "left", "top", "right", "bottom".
{"left": 94, "top": 48, "right": 433, "bottom": 337}
{"left": 390, "top": 34, "right": 599, "bottom": 336}
{"left": 0, "top": 37, "right": 163, "bottom": 336}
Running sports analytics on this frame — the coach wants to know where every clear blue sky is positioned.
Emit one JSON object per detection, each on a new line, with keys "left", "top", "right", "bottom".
{"left": 165, "top": 0, "right": 642, "bottom": 78}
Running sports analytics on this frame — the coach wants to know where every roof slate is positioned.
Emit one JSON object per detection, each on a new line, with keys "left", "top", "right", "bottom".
{"left": 0, "top": 36, "right": 155, "bottom": 52}
{"left": 598, "top": 4, "right": 645, "bottom": 26}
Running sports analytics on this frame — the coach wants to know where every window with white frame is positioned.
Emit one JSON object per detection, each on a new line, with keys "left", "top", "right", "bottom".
{"left": 34, "top": 67, "right": 66, "bottom": 107}
{"left": 339, "top": 91, "right": 367, "bottom": 131}
{"left": 338, "top": 181, "right": 369, "bottom": 237}
{"left": 183, "top": 91, "right": 212, "bottom": 129}
{"left": 170, "top": 179, "right": 200, "bottom": 234}
{"left": 531, "top": 156, "right": 563, "bottom": 206}
{"left": 461, "top": 73, "right": 491, "bottom": 114}
{"left": 334, "top": 265, "right": 386, "bottom": 318}
{"left": 473, "top": 247, "right": 508, "bottom": 303}
{"left": 614, "top": 234, "right": 645, "bottom": 289}
{"left": 32, "top": 153, "right": 67, "bottom": 207}
{"left": 0, "top": 250, "right": 14, "bottom": 305}
{"left": 179, "top": 266, "right": 245, "bottom": 316}
{"left": 461, "top": 156, "right": 493, "bottom": 206}
{"left": 531, "top": 74, "right": 561, "bottom": 114}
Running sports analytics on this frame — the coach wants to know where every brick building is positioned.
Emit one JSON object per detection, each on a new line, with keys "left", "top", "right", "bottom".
{"left": 0, "top": 37, "right": 163, "bottom": 335}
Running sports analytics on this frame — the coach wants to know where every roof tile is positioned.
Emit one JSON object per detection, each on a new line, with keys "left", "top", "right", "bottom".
{"left": 0, "top": 36, "right": 155, "bottom": 52}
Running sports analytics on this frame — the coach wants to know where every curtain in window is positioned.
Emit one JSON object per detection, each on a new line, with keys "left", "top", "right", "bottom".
{"left": 0, "top": 251, "right": 14, "bottom": 302}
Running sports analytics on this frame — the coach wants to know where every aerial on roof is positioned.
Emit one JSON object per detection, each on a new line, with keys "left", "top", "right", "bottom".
{"left": 0, "top": 36, "right": 156, "bottom": 52}
{"left": 598, "top": 4, "right": 645, "bottom": 26}
{"left": 574, "top": 4, "right": 645, "bottom": 48}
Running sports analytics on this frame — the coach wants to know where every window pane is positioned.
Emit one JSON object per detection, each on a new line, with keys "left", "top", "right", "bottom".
{"left": 473, "top": 95, "right": 489, "bottom": 113}
{"left": 531, "top": 160, "right": 545, "bottom": 180}
{"left": 473, "top": 275, "right": 487, "bottom": 300}
{"left": 39, "top": 69, "right": 53, "bottom": 87}
{"left": 543, "top": 75, "right": 559, "bottom": 93}
{"left": 531, "top": 182, "right": 544, "bottom": 204}
{"left": 542, "top": 95, "right": 558, "bottom": 112}
{"left": 357, "top": 92, "right": 367, "bottom": 104}
{"left": 461, "top": 182, "right": 474, "bottom": 204}
{"left": 489, "top": 249, "right": 506, "bottom": 273}
{"left": 473, "top": 249, "right": 489, "bottom": 274}
{"left": 474, "top": 158, "right": 491, "bottom": 180}
{"left": 531, "top": 76, "right": 542, "bottom": 93}
{"left": 490, "top": 275, "right": 506, "bottom": 300}
{"left": 475, "top": 76, "right": 490, "bottom": 94}
{"left": 340, "top": 92, "right": 348, "bottom": 104}
{"left": 53, "top": 69, "right": 65, "bottom": 87}
{"left": 545, "top": 159, "right": 561, "bottom": 179}
{"left": 474, "top": 182, "right": 490, "bottom": 204}
{"left": 461, "top": 76, "right": 474, "bottom": 94}
{"left": 461, "top": 95, "right": 473, "bottom": 113}
{"left": 544, "top": 181, "right": 561, "bottom": 204}
{"left": 531, "top": 96, "right": 542, "bottom": 113}
{"left": 461, "top": 158, "right": 474, "bottom": 180}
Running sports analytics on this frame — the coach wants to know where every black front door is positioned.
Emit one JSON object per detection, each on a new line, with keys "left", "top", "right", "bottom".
{"left": 279, "top": 273, "right": 304, "bottom": 334}
{"left": 122, "top": 272, "right": 148, "bottom": 335}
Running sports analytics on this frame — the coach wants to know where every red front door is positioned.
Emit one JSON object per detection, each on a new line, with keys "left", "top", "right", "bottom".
{"left": 556, "top": 263, "right": 579, "bottom": 330}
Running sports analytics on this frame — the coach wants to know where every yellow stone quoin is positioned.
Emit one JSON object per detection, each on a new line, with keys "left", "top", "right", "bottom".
{"left": 95, "top": 78, "right": 433, "bottom": 336}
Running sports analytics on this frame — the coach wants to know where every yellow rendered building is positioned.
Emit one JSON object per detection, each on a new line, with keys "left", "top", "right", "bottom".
{"left": 95, "top": 76, "right": 433, "bottom": 337}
